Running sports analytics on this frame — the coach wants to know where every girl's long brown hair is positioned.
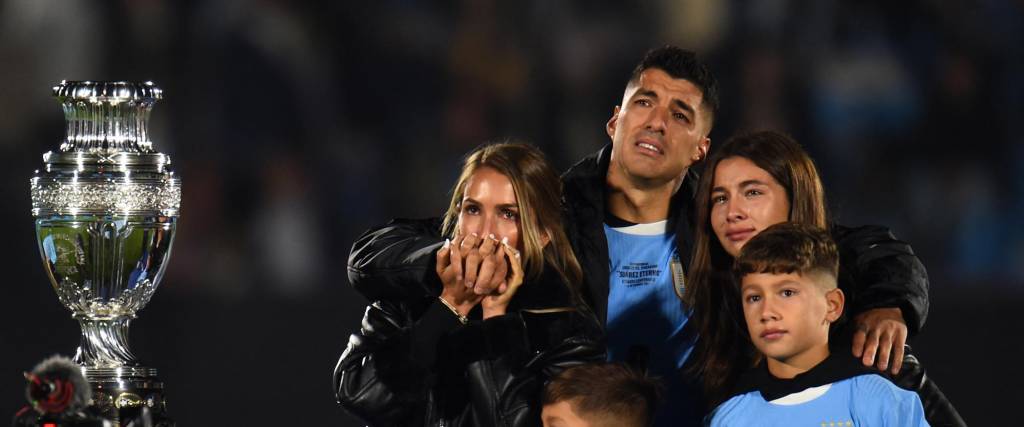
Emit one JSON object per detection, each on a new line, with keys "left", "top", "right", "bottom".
{"left": 441, "top": 142, "right": 583, "bottom": 291}
{"left": 685, "top": 130, "right": 828, "bottom": 405}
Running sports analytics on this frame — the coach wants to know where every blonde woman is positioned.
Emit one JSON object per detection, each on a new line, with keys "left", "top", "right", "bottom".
{"left": 334, "top": 142, "right": 603, "bottom": 427}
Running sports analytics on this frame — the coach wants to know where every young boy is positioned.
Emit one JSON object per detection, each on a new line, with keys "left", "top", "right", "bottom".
{"left": 708, "top": 223, "right": 929, "bottom": 426}
{"left": 541, "top": 362, "right": 661, "bottom": 427}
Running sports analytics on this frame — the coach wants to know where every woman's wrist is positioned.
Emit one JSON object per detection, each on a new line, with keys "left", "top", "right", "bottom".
{"left": 438, "top": 293, "right": 471, "bottom": 323}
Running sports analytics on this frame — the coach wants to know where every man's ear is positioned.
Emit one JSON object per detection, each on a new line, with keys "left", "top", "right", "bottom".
{"left": 606, "top": 105, "right": 621, "bottom": 140}
{"left": 825, "top": 288, "right": 845, "bottom": 323}
{"left": 698, "top": 137, "right": 710, "bottom": 161}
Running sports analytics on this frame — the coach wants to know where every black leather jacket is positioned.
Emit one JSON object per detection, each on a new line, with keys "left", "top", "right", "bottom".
{"left": 336, "top": 242, "right": 605, "bottom": 427}
{"left": 347, "top": 217, "right": 450, "bottom": 303}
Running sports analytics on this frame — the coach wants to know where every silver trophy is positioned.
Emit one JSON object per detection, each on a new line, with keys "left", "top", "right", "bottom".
{"left": 30, "top": 81, "right": 179, "bottom": 424}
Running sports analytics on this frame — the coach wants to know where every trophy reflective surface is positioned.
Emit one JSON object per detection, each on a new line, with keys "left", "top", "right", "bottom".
{"left": 30, "top": 81, "right": 179, "bottom": 425}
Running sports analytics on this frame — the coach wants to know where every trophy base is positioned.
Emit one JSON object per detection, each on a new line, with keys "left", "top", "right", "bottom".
{"left": 82, "top": 366, "right": 174, "bottom": 427}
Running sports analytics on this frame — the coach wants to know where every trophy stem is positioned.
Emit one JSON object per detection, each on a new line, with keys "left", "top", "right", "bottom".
{"left": 74, "top": 314, "right": 168, "bottom": 426}
{"left": 74, "top": 315, "right": 139, "bottom": 368}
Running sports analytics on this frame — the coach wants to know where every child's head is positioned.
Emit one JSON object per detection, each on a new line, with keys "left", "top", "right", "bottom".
{"left": 732, "top": 223, "right": 844, "bottom": 375}
{"left": 541, "top": 363, "right": 661, "bottom": 427}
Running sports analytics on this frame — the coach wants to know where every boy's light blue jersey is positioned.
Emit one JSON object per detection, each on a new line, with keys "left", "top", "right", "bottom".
{"left": 709, "top": 374, "right": 930, "bottom": 427}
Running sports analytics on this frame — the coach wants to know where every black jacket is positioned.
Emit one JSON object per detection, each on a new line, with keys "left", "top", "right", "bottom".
{"left": 559, "top": 145, "right": 930, "bottom": 333}
{"left": 347, "top": 217, "right": 448, "bottom": 303}
{"left": 338, "top": 227, "right": 605, "bottom": 426}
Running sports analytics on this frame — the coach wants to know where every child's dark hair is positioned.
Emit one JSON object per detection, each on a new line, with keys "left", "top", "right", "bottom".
{"left": 543, "top": 363, "right": 662, "bottom": 427}
{"left": 733, "top": 222, "right": 839, "bottom": 289}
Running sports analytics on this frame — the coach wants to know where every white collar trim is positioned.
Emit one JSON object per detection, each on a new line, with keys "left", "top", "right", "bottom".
{"left": 608, "top": 220, "right": 668, "bottom": 236}
{"left": 768, "top": 383, "right": 832, "bottom": 405}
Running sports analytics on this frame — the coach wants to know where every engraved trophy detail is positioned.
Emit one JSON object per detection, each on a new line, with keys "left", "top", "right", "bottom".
{"left": 30, "top": 81, "right": 178, "bottom": 425}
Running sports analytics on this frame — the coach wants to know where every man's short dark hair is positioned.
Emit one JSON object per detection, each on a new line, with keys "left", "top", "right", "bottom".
{"left": 543, "top": 363, "right": 662, "bottom": 427}
{"left": 732, "top": 222, "right": 839, "bottom": 290}
{"left": 628, "top": 45, "right": 720, "bottom": 126}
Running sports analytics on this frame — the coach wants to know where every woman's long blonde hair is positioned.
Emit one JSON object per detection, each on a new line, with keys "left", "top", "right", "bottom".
{"left": 441, "top": 142, "right": 582, "bottom": 289}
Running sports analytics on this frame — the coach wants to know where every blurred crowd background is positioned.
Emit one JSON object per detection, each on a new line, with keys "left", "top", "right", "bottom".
{"left": 0, "top": 0, "right": 1020, "bottom": 425}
